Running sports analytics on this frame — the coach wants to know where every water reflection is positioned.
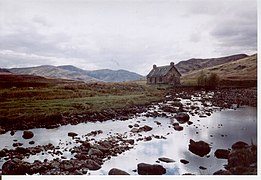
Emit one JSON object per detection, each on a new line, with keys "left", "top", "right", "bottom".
{"left": 0, "top": 106, "right": 257, "bottom": 175}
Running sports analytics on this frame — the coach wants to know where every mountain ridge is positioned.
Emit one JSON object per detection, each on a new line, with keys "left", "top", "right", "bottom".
{"left": 175, "top": 54, "right": 249, "bottom": 74}
{"left": 181, "top": 54, "right": 257, "bottom": 87}
{"left": 9, "top": 65, "right": 144, "bottom": 82}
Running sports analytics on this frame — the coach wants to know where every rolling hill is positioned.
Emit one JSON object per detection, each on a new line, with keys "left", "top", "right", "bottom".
{"left": 175, "top": 54, "right": 248, "bottom": 74}
{"left": 9, "top": 65, "right": 144, "bottom": 82}
{"left": 181, "top": 54, "right": 257, "bottom": 87}
{"left": 85, "top": 69, "right": 144, "bottom": 82}
{"left": 9, "top": 65, "right": 97, "bottom": 82}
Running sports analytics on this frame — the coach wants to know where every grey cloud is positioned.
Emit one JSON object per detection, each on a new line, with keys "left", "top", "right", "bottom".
{"left": 210, "top": 20, "right": 257, "bottom": 49}
{"left": 189, "top": 32, "right": 201, "bottom": 43}
{"left": 0, "top": 51, "right": 55, "bottom": 68}
{"left": 32, "top": 16, "right": 51, "bottom": 27}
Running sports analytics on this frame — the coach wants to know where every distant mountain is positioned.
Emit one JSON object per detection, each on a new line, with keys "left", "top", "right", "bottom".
{"left": 9, "top": 65, "right": 144, "bottom": 82}
{"left": 86, "top": 69, "right": 144, "bottom": 82}
{"left": 176, "top": 54, "right": 248, "bottom": 74}
{"left": 0, "top": 68, "right": 11, "bottom": 73}
{"left": 9, "top": 65, "right": 97, "bottom": 82}
{"left": 57, "top": 65, "right": 87, "bottom": 74}
{"left": 181, "top": 54, "right": 257, "bottom": 87}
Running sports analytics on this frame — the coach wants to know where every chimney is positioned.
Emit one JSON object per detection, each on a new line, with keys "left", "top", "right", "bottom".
{"left": 170, "top": 62, "right": 174, "bottom": 66}
{"left": 153, "top": 64, "right": 157, "bottom": 69}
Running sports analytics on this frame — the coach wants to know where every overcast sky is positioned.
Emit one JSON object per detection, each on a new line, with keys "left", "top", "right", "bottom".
{"left": 0, "top": 0, "right": 257, "bottom": 75}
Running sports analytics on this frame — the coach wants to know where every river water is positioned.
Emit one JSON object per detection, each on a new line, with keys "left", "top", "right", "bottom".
{"left": 0, "top": 103, "right": 257, "bottom": 175}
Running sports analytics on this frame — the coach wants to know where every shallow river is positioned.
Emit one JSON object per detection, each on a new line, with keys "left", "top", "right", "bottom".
{"left": 0, "top": 104, "right": 257, "bottom": 175}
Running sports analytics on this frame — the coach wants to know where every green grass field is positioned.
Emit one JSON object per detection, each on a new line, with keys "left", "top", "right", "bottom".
{"left": 0, "top": 82, "right": 167, "bottom": 123}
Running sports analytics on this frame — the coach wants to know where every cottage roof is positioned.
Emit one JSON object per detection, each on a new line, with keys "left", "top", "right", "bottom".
{"left": 147, "top": 63, "right": 181, "bottom": 78}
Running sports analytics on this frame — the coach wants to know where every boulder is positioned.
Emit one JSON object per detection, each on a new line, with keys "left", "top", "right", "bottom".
{"left": 84, "top": 159, "right": 101, "bottom": 170}
{"left": 188, "top": 139, "right": 211, "bottom": 157}
{"left": 231, "top": 141, "right": 248, "bottom": 150}
{"left": 158, "top": 157, "right": 175, "bottom": 163}
{"left": 187, "top": 121, "right": 193, "bottom": 125}
{"left": 81, "top": 141, "right": 91, "bottom": 148}
{"left": 2, "top": 159, "right": 30, "bottom": 175}
{"left": 68, "top": 132, "right": 78, "bottom": 137}
{"left": 174, "top": 112, "right": 190, "bottom": 123}
{"left": 88, "top": 148, "right": 103, "bottom": 156}
{"left": 180, "top": 159, "right": 189, "bottom": 164}
{"left": 108, "top": 168, "right": 130, "bottom": 175}
{"left": 13, "top": 142, "right": 23, "bottom": 147}
{"left": 214, "top": 149, "right": 230, "bottom": 159}
{"left": 137, "top": 163, "right": 166, "bottom": 175}
{"left": 29, "top": 141, "right": 35, "bottom": 145}
{"left": 174, "top": 125, "right": 183, "bottom": 131}
{"left": 140, "top": 125, "right": 153, "bottom": 132}
{"left": 10, "top": 130, "right": 15, "bottom": 136}
{"left": 154, "top": 121, "right": 161, "bottom": 125}
{"left": 130, "top": 128, "right": 139, "bottom": 133}
{"left": 22, "top": 130, "right": 34, "bottom": 139}
{"left": 199, "top": 166, "right": 207, "bottom": 170}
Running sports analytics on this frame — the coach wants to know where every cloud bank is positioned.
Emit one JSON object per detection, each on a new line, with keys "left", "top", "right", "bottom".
{"left": 0, "top": 0, "right": 257, "bottom": 75}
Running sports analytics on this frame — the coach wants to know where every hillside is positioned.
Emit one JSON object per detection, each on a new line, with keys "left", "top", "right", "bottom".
{"left": 176, "top": 54, "right": 248, "bottom": 74}
{"left": 86, "top": 69, "right": 144, "bottom": 82}
{"left": 181, "top": 54, "right": 257, "bottom": 87}
{"left": 9, "top": 65, "right": 144, "bottom": 82}
{"left": 0, "top": 68, "right": 10, "bottom": 73}
{"left": 9, "top": 65, "right": 98, "bottom": 82}
{"left": 0, "top": 73, "right": 79, "bottom": 88}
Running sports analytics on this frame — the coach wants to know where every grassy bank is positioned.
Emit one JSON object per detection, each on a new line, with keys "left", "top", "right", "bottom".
{"left": 0, "top": 82, "right": 167, "bottom": 129}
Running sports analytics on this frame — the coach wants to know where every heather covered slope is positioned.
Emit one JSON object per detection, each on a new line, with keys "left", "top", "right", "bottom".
{"left": 181, "top": 54, "right": 257, "bottom": 87}
{"left": 176, "top": 54, "right": 248, "bottom": 74}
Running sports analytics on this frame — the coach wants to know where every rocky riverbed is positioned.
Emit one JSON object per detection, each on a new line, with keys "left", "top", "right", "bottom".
{"left": 0, "top": 88, "right": 257, "bottom": 175}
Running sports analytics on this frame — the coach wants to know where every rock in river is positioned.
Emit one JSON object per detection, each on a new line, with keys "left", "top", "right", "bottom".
{"left": 68, "top": 132, "right": 78, "bottom": 137}
{"left": 2, "top": 159, "right": 30, "bottom": 175}
{"left": 84, "top": 159, "right": 101, "bottom": 170}
{"left": 137, "top": 163, "right": 166, "bottom": 175}
{"left": 173, "top": 124, "right": 183, "bottom": 131}
{"left": 22, "top": 130, "right": 34, "bottom": 139}
{"left": 158, "top": 157, "right": 175, "bottom": 163}
{"left": 214, "top": 149, "right": 230, "bottom": 159}
{"left": 174, "top": 112, "right": 190, "bottom": 123}
{"left": 180, "top": 159, "right": 189, "bottom": 164}
{"left": 231, "top": 141, "right": 248, "bottom": 150}
{"left": 188, "top": 139, "right": 211, "bottom": 157}
{"left": 108, "top": 168, "right": 130, "bottom": 175}
{"left": 88, "top": 148, "right": 103, "bottom": 157}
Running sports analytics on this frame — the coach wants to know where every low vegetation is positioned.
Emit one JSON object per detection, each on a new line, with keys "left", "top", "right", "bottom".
{"left": 0, "top": 81, "right": 167, "bottom": 129}
{"left": 181, "top": 54, "right": 257, "bottom": 87}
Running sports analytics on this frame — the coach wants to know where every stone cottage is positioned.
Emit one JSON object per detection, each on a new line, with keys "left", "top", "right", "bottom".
{"left": 146, "top": 62, "right": 181, "bottom": 85}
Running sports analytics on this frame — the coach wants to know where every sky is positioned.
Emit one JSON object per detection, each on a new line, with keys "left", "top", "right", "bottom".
{"left": 0, "top": 0, "right": 257, "bottom": 75}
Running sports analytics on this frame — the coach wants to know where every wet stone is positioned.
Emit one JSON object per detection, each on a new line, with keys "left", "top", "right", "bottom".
{"left": 22, "top": 130, "right": 34, "bottom": 139}
{"left": 180, "top": 159, "right": 189, "bottom": 164}
{"left": 68, "top": 132, "right": 78, "bottom": 138}
{"left": 188, "top": 139, "right": 211, "bottom": 157}
{"left": 199, "top": 166, "right": 207, "bottom": 170}
{"left": 137, "top": 163, "right": 166, "bottom": 175}
{"left": 158, "top": 157, "right": 175, "bottom": 163}
{"left": 108, "top": 168, "right": 130, "bottom": 175}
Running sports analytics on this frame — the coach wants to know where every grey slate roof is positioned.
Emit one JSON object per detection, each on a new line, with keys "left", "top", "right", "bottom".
{"left": 147, "top": 65, "right": 181, "bottom": 78}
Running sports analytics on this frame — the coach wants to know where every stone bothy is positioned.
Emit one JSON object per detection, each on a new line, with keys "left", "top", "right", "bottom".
{"left": 146, "top": 62, "right": 181, "bottom": 85}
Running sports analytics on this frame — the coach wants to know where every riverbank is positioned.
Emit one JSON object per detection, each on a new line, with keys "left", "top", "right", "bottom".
{"left": 0, "top": 82, "right": 256, "bottom": 133}
{"left": 0, "top": 85, "right": 257, "bottom": 175}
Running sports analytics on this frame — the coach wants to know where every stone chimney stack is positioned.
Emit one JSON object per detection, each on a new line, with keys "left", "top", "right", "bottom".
{"left": 170, "top": 62, "right": 174, "bottom": 66}
{"left": 153, "top": 64, "right": 157, "bottom": 69}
